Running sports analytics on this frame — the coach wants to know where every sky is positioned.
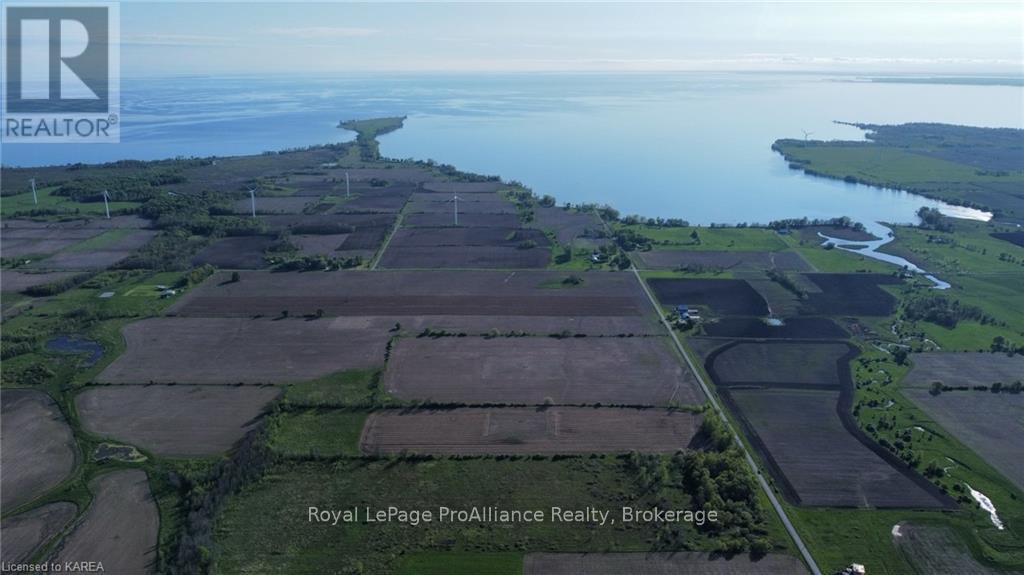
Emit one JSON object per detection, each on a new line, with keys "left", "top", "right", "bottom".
{"left": 111, "top": 2, "right": 1024, "bottom": 75}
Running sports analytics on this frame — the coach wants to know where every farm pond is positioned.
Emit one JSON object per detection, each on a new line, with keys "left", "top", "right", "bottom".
{"left": 46, "top": 335, "right": 104, "bottom": 366}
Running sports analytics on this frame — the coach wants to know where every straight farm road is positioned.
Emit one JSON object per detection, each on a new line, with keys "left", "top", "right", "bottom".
{"left": 628, "top": 264, "right": 823, "bottom": 575}
{"left": 370, "top": 211, "right": 405, "bottom": 270}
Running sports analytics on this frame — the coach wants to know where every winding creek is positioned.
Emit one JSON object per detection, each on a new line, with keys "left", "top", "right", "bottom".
{"left": 967, "top": 484, "right": 1006, "bottom": 530}
{"left": 816, "top": 205, "right": 992, "bottom": 289}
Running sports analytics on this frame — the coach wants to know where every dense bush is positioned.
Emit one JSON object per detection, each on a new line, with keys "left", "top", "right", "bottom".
{"left": 55, "top": 169, "right": 186, "bottom": 202}
{"left": 903, "top": 296, "right": 993, "bottom": 329}
{"left": 613, "top": 228, "right": 653, "bottom": 251}
{"left": 917, "top": 207, "right": 955, "bottom": 233}
{"left": 116, "top": 230, "right": 209, "bottom": 271}
{"left": 164, "top": 426, "right": 271, "bottom": 575}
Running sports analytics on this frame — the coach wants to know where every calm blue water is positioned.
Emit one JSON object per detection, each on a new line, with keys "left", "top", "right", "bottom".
{"left": 4, "top": 73, "right": 1022, "bottom": 229}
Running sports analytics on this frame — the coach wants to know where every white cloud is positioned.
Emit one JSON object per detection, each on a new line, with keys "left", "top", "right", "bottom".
{"left": 265, "top": 26, "right": 378, "bottom": 39}
{"left": 122, "top": 33, "right": 240, "bottom": 47}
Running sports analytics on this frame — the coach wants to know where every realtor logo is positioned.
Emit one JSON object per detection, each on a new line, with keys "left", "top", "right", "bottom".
{"left": 3, "top": 2, "right": 120, "bottom": 142}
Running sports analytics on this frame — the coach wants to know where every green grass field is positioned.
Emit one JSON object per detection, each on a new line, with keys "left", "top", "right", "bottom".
{"left": 881, "top": 221, "right": 1024, "bottom": 348}
{"left": 882, "top": 221, "right": 1024, "bottom": 275}
{"left": 781, "top": 145, "right": 1001, "bottom": 184}
{"left": 7, "top": 270, "right": 183, "bottom": 319}
{"left": 782, "top": 240, "right": 897, "bottom": 273}
{"left": 215, "top": 457, "right": 705, "bottom": 574}
{"left": 268, "top": 410, "right": 367, "bottom": 458}
{"left": 1, "top": 187, "right": 139, "bottom": 217}
{"left": 788, "top": 507, "right": 1002, "bottom": 575}
{"left": 396, "top": 552, "right": 522, "bottom": 575}
{"left": 282, "top": 368, "right": 390, "bottom": 407}
{"left": 773, "top": 138, "right": 1024, "bottom": 219}
{"left": 64, "top": 229, "right": 139, "bottom": 252}
{"left": 617, "top": 224, "right": 789, "bottom": 251}
{"left": 339, "top": 116, "right": 407, "bottom": 140}
{"left": 842, "top": 348, "right": 1024, "bottom": 573}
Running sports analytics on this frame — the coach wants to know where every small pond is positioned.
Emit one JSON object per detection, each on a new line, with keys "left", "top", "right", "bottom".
{"left": 46, "top": 335, "right": 104, "bottom": 366}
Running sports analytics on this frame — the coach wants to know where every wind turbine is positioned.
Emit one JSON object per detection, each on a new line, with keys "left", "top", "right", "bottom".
{"left": 30, "top": 178, "right": 37, "bottom": 205}
{"left": 801, "top": 130, "right": 814, "bottom": 141}
{"left": 345, "top": 171, "right": 350, "bottom": 198}
{"left": 247, "top": 187, "right": 257, "bottom": 218}
{"left": 447, "top": 193, "right": 461, "bottom": 226}
{"left": 101, "top": 190, "right": 111, "bottom": 219}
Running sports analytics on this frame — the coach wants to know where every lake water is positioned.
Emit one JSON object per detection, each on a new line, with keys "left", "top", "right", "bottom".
{"left": 4, "top": 73, "right": 1021, "bottom": 229}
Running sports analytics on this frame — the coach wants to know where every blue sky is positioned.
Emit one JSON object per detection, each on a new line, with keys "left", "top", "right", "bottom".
{"left": 118, "top": 2, "right": 1023, "bottom": 75}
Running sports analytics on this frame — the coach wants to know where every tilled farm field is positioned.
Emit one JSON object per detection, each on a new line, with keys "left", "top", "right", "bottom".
{"left": 702, "top": 317, "right": 848, "bottom": 339}
{"left": 799, "top": 273, "right": 902, "bottom": 316}
{"left": 170, "top": 270, "right": 654, "bottom": 318}
{"left": 16, "top": 229, "right": 158, "bottom": 271}
{"left": 97, "top": 317, "right": 390, "bottom": 384}
{"left": 530, "top": 206, "right": 604, "bottom": 245}
{"left": 648, "top": 278, "right": 770, "bottom": 316}
{"left": 383, "top": 336, "right": 701, "bottom": 405}
{"left": 0, "top": 271, "right": 80, "bottom": 292}
{"left": 407, "top": 195, "right": 516, "bottom": 214}
{"left": 385, "top": 226, "right": 549, "bottom": 247}
{"left": 903, "top": 388, "right": 1024, "bottom": 491}
{"left": 0, "top": 390, "right": 77, "bottom": 510}
{"left": 702, "top": 339, "right": 951, "bottom": 509}
{"left": 192, "top": 235, "right": 276, "bottom": 269}
{"left": 52, "top": 470, "right": 158, "bottom": 575}
{"left": 725, "top": 387, "right": 950, "bottom": 508}
{"left": 2, "top": 227, "right": 105, "bottom": 258}
{"left": 404, "top": 212, "right": 520, "bottom": 227}
{"left": 360, "top": 407, "right": 703, "bottom": 455}
{"left": 902, "top": 352, "right": 1024, "bottom": 388}
{"left": 339, "top": 167, "right": 437, "bottom": 184}
{"left": 422, "top": 181, "right": 502, "bottom": 193}
{"left": 991, "top": 231, "right": 1024, "bottom": 248}
{"left": 335, "top": 190, "right": 411, "bottom": 213}
{"left": 0, "top": 502, "right": 77, "bottom": 564}
{"left": 76, "top": 385, "right": 281, "bottom": 457}
{"left": 230, "top": 196, "right": 314, "bottom": 214}
{"left": 379, "top": 245, "right": 551, "bottom": 269}
{"left": 290, "top": 233, "right": 351, "bottom": 256}
{"left": 708, "top": 341, "right": 853, "bottom": 386}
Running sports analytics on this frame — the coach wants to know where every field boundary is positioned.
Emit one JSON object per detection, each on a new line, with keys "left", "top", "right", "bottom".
{"left": 370, "top": 194, "right": 411, "bottom": 269}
